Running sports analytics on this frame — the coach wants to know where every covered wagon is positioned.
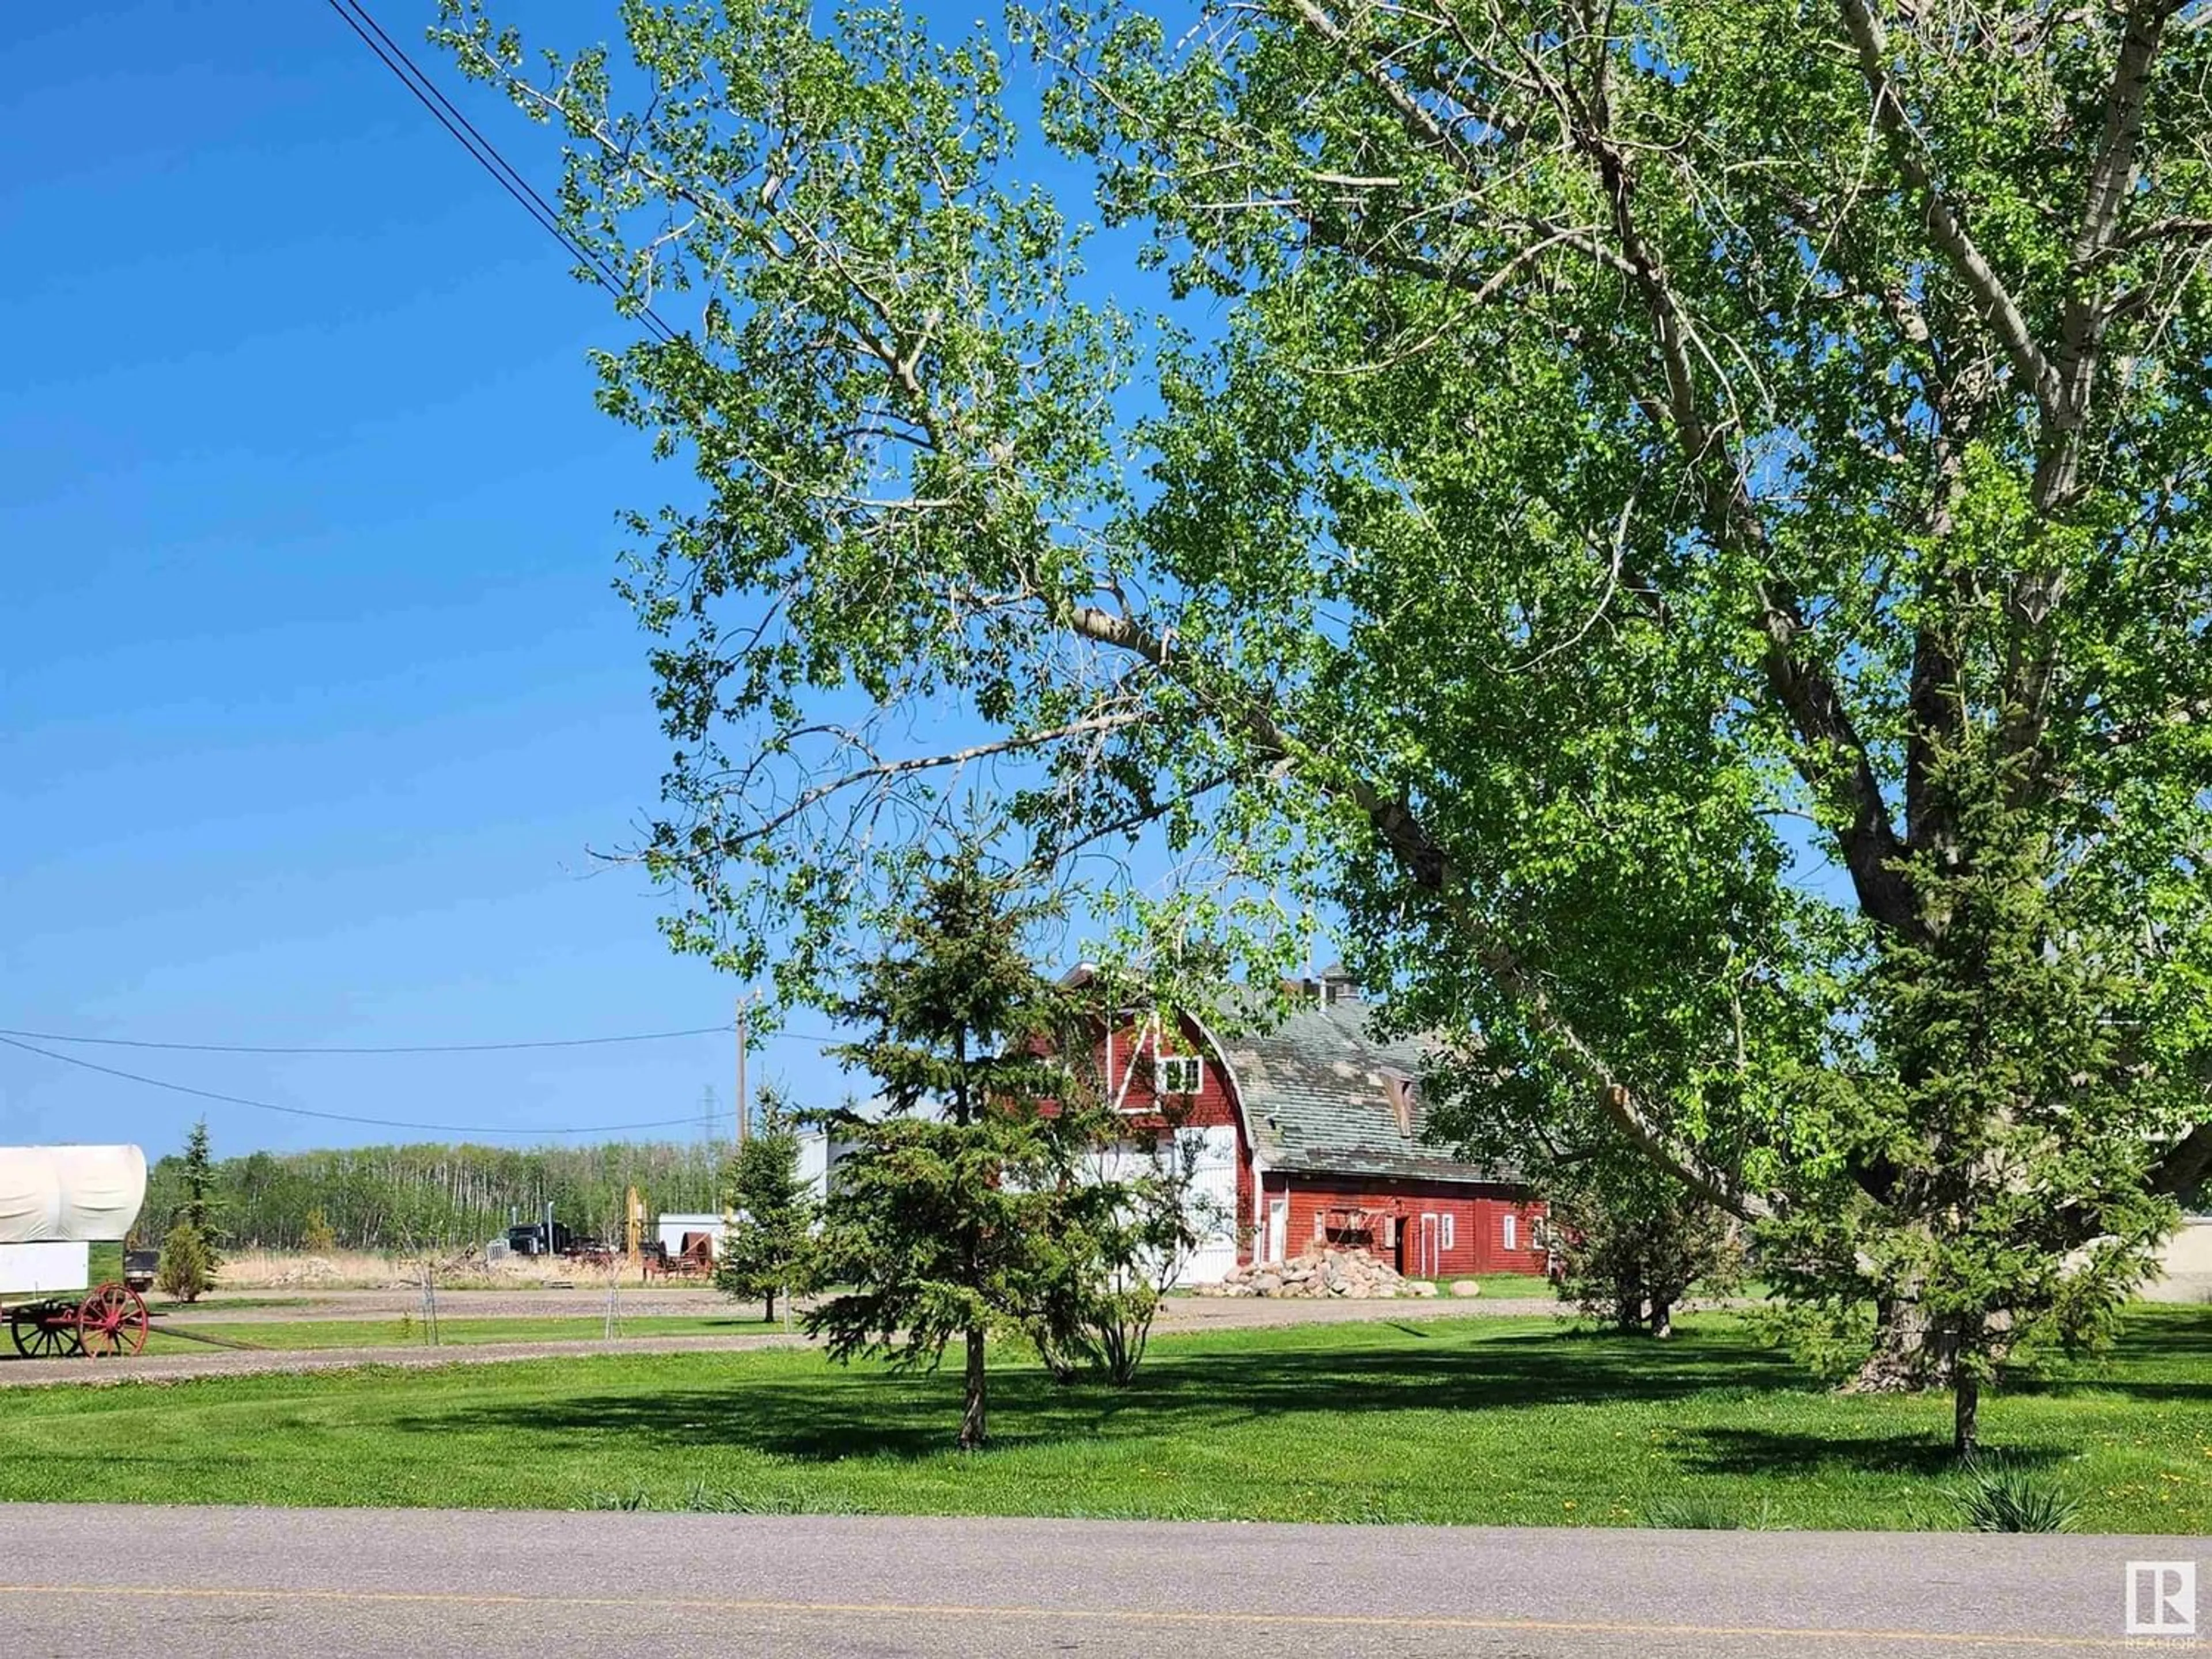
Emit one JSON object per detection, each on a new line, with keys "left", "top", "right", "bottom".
{"left": 0, "top": 1145, "right": 152, "bottom": 1358}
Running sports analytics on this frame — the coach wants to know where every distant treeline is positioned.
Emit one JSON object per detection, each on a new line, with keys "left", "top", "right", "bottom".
{"left": 138, "top": 1141, "right": 729, "bottom": 1251}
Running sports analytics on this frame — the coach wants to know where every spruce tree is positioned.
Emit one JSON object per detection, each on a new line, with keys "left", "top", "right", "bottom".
{"left": 177, "top": 1118, "right": 224, "bottom": 1275}
{"left": 180, "top": 1119, "right": 213, "bottom": 1226}
{"left": 804, "top": 851, "right": 1086, "bottom": 1450}
{"left": 715, "top": 1088, "right": 819, "bottom": 1323}
{"left": 155, "top": 1222, "right": 215, "bottom": 1304}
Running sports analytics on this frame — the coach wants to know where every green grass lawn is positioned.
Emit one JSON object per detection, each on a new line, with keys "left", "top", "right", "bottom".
{"left": 1411, "top": 1273, "right": 1559, "bottom": 1298}
{"left": 141, "top": 1315, "right": 776, "bottom": 1353}
{"left": 3, "top": 1309, "right": 2207, "bottom": 1532}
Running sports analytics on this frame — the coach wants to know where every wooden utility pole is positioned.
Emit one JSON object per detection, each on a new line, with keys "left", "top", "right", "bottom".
{"left": 736, "top": 995, "right": 749, "bottom": 1146}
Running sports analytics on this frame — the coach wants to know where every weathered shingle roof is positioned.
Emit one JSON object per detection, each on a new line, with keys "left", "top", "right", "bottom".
{"left": 1207, "top": 998, "right": 1519, "bottom": 1185}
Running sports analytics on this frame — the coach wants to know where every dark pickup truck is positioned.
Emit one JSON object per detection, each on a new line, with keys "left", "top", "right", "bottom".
{"left": 122, "top": 1248, "right": 159, "bottom": 1293}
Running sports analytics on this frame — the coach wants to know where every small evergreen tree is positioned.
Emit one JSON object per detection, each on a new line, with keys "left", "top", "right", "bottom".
{"left": 715, "top": 1087, "right": 819, "bottom": 1322}
{"left": 805, "top": 850, "right": 1094, "bottom": 1449}
{"left": 1757, "top": 741, "right": 2183, "bottom": 1455}
{"left": 156, "top": 1221, "right": 216, "bottom": 1303}
{"left": 176, "top": 1118, "right": 224, "bottom": 1276}
{"left": 301, "top": 1208, "right": 338, "bottom": 1252}
{"left": 179, "top": 1119, "right": 218, "bottom": 1230}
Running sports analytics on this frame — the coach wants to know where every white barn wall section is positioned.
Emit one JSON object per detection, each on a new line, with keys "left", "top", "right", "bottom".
{"left": 2146, "top": 1215, "right": 2212, "bottom": 1304}
{"left": 1182, "top": 1007, "right": 1258, "bottom": 1287}
{"left": 796, "top": 1132, "right": 831, "bottom": 1204}
{"left": 1177, "top": 1125, "right": 1241, "bottom": 1286}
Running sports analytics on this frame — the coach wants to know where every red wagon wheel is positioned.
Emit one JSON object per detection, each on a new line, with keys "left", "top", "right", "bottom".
{"left": 75, "top": 1283, "right": 149, "bottom": 1358}
{"left": 9, "top": 1305, "right": 79, "bottom": 1360}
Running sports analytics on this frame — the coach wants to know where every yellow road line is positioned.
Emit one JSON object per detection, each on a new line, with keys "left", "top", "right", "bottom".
{"left": 0, "top": 1582, "right": 2195, "bottom": 1651}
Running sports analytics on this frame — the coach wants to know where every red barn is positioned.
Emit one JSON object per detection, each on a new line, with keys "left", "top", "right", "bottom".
{"left": 1067, "top": 967, "right": 1548, "bottom": 1286}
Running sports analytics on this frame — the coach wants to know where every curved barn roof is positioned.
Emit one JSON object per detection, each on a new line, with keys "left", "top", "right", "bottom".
{"left": 1207, "top": 999, "right": 1520, "bottom": 1185}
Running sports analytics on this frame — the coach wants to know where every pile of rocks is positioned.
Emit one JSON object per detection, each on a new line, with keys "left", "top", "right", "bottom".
{"left": 262, "top": 1255, "right": 351, "bottom": 1286}
{"left": 1196, "top": 1246, "right": 1440, "bottom": 1298}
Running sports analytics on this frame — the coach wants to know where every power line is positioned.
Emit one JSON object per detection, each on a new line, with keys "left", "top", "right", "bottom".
{"left": 0, "top": 1021, "right": 848, "bottom": 1054}
{"left": 0, "top": 1033, "right": 707, "bottom": 1138}
{"left": 0, "top": 1022, "right": 734, "bottom": 1056}
{"left": 322, "top": 0, "right": 681, "bottom": 349}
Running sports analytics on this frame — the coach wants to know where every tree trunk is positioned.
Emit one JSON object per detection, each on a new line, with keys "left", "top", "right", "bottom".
{"left": 1649, "top": 1297, "right": 1673, "bottom": 1340}
{"left": 763, "top": 1287, "right": 777, "bottom": 1324}
{"left": 1953, "top": 1370, "right": 1980, "bottom": 1457}
{"left": 1613, "top": 1294, "right": 1641, "bottom": 1332}
{"left": 1850, "top": 1294, "right": 1955, "bottom": 1393}
{"left": 959, "top": 1325, "right": 988, "bottom": 1450}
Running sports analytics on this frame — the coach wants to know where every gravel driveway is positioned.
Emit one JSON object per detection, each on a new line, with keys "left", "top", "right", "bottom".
{"left": 146, "top": 1285, "right": 1575, "bottom": 1325}
{"left": 0, "top": 1290, "right": 1592, "bottom": 1388}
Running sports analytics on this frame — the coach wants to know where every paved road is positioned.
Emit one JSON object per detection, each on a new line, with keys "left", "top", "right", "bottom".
{"left": 0, "top": 1506, "right": 2200, "bottom": 1657}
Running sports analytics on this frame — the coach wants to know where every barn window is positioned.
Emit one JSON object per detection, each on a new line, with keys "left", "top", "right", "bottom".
{"left": 1154, "top": 1055, "right": 1203, "bottom": 1096}
{"left": 1440, "top": 1213, "right": 1455, "bottom": 1251}
{"left": 1381, "top": 1069, "right": 1416, "bottom": 1135}
{"left": 1502, "top": 1213, "right": 1518, "bottom": 1251}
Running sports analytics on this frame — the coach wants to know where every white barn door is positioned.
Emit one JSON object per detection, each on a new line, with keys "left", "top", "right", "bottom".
{"left": 1087, "top": 1128, "right": 1241, "bottom": 1289}
{"left": 1174, "top": 1126, "right": 1240, "bottom": 1287}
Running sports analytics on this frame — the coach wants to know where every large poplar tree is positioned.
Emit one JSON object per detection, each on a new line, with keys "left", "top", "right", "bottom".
{"left": 438, "top": 0, "right": 2212, "bottom": 1451}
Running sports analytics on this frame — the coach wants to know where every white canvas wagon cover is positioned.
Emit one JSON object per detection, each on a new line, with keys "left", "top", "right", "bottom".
{"left": 0, "top": 1146, "right": 147, "bottom": 1244}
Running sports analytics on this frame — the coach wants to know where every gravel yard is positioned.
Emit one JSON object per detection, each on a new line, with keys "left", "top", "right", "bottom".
{"left": 0, "top": 1287, "right": 1591, "bottom": 1387}
{"left": 147, "top": 1283, "right": 1576, "bottom": 1327}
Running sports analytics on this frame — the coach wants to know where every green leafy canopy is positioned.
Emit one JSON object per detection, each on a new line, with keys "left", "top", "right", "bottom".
{"left": 437, "top": 0, "right": 2212, "bottom": 1411}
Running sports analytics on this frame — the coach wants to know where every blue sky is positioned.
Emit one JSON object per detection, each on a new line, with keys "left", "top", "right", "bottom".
{"left": 0, "top": 2, "right": 1857, "bottom": 1173}
{"left": 1, "top": 1, "right": 1040, "bottom": 1158}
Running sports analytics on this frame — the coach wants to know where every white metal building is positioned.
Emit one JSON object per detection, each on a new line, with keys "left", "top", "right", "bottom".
{"left": 653, "top": 1212, "right": 730, "bottom": 1259}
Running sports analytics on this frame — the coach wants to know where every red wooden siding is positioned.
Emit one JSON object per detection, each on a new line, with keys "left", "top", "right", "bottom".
{"left": 1262, "top": 1173, "right": 1547, "bottom": 1278}
{"left": 1094, "top": 1013, "right": 1238, "bottom": 1128}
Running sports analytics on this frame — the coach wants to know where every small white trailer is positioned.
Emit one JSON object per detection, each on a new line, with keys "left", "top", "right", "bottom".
{"left": 0, "top": 1146, "right": 151, "bottom": 1359}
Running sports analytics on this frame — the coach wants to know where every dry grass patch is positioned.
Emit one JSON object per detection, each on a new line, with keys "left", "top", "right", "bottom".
{"left": 215, "top": 1250, "right": 673, "bottom": 1291}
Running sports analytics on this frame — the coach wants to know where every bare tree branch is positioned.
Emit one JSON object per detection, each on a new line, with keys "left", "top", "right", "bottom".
{"left": 2149, "top": 1118, "right": 2212, "bottom": 1200}
{"left": 1838, "top": 0, "right": 2060, "bottom": 419}
{"left": 720, "top": 712, "right": 1152, "bottom": 849}
{"left": 2039, "top": 0, "right": 2181, "bottom": 509}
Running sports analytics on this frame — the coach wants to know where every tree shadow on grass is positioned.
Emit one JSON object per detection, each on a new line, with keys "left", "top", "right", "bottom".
{"left": 2002, "top": 1305, "right": 2212, "bottom": 1404}
{"left": 390, "top": 1325, "right": 1822, "bottom": 1466}
{"left": 1677, "top": 1425, "right": 2062, "bottom": 1480}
